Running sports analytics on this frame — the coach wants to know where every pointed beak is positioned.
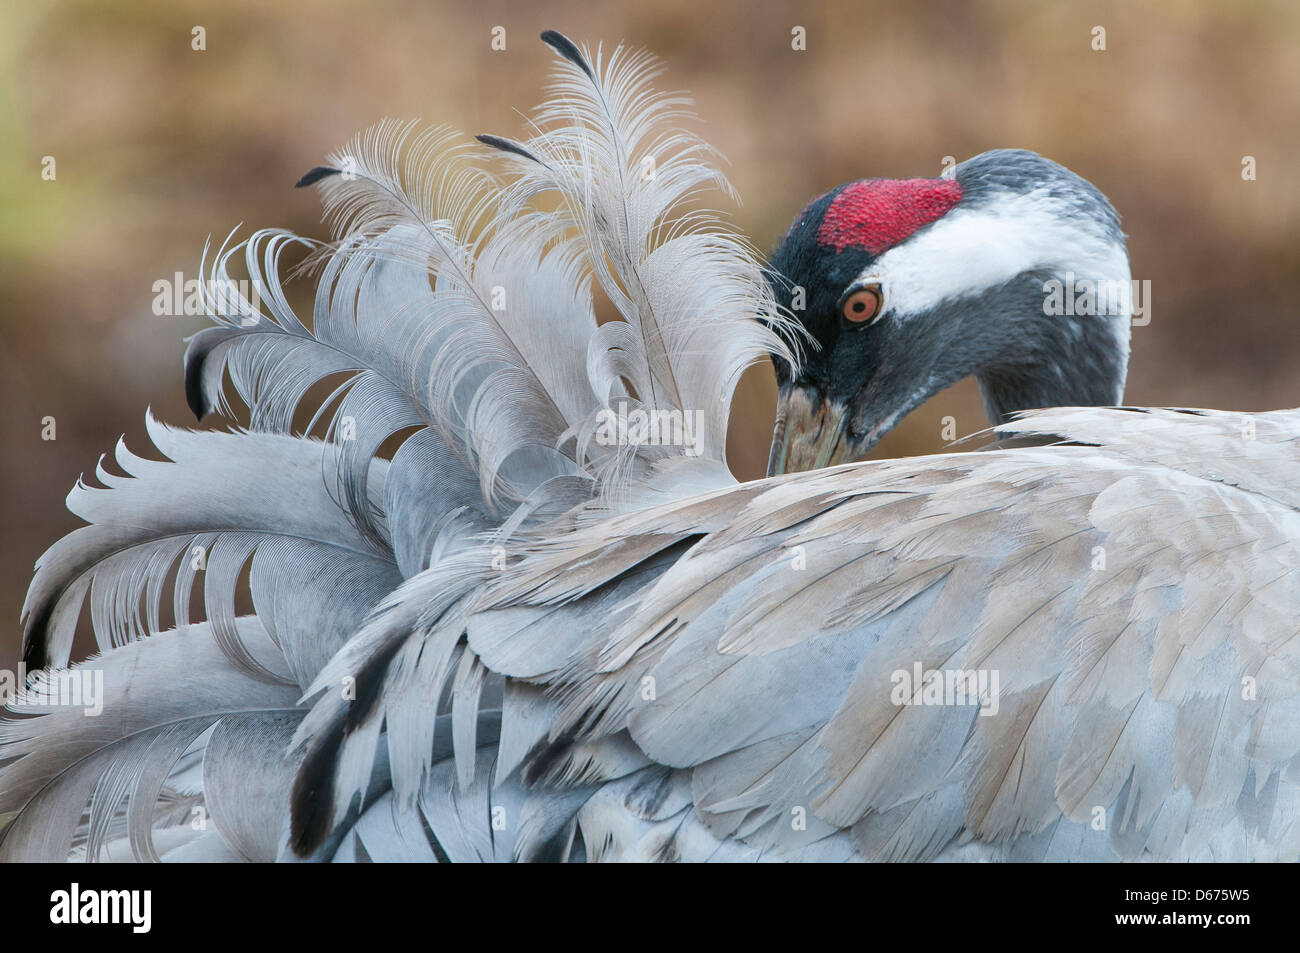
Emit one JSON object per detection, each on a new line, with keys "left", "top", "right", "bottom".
{"left": 766, "top": 385, "right": 853, "bottom": 476}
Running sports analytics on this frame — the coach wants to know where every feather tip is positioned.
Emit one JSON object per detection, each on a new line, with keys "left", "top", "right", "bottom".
{"left": 539, "top": 30, "right": 594, "bottom": 80}
{"left": 295, "top": 166, "right": 341, "bottom": 188}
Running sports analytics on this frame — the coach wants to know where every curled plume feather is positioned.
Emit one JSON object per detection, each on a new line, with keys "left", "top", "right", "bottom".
{"left": 5, "top": 29, "right": 805, "bottom": 863}
{"left": 478, "top": 31, "right": 802, "bottom": 496}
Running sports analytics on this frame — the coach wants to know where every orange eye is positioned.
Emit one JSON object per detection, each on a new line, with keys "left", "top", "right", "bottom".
{"left": 842, "top": 285, "right": 883, "bottom": 324}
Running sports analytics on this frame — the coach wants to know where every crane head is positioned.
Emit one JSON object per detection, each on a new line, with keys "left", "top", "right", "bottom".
{"left": 765, "top": 149, "right": 1132, "bottom": 476}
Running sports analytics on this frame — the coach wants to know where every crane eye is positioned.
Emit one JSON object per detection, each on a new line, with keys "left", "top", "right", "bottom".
{"left": 842, "top": 285, "right": 883, "bottom": 324}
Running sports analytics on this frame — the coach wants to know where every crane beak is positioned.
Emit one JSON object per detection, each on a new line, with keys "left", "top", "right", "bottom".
{"left": 766, "top": 385, "right": 852, "bottom": 476}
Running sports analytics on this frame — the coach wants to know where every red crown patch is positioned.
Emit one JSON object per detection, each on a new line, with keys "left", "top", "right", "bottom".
{"left": 816, "top": 178, "right": 963, "bottom": 255}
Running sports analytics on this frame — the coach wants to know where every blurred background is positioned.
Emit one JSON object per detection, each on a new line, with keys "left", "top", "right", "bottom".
{"left": 2, "top": 0, "right": 1299, "bottom": 668}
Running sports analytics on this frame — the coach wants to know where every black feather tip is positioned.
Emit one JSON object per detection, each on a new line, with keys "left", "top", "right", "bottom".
{"left": 289, "top": 637, "right": 403, "bottom": 857}
{"left": 289, "top": 719, "right": 344, "bottom": 857}
{"left": 182, "top": 332, "right": 212, "bottom": 420}
{"left": 475, "top": 134, "right": 542, "bottom": 164}
{"left": 540, "top": 29, "right": 594, "bottom": 80}
{"left": 20, "top": 609, "right": 52, "bottom": 675}
{"left": 295, "top": 166, "right": 341, "bottom": 188}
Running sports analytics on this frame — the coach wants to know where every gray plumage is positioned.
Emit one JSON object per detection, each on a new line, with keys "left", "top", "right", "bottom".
{"left": 4, "top": 31, "right": 1298, "bottom": 863}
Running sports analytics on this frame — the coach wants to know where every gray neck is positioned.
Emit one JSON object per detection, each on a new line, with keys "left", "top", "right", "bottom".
{"left": 975, "top": 297, "right": 1129, "bottom": 425}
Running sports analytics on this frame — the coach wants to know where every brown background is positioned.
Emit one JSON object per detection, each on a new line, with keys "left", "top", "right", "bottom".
{"left": 3, "top": 0, "right": 1299, "bottom": 668}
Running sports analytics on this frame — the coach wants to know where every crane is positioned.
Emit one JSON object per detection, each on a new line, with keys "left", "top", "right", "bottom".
{"left": 3, "top": 31, "right": 1298, "bottom": 863}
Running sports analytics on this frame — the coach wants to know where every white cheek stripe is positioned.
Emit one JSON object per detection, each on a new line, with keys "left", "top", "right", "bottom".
{"left": 860, "top": 189, "right": 1132, "bottom": 321}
